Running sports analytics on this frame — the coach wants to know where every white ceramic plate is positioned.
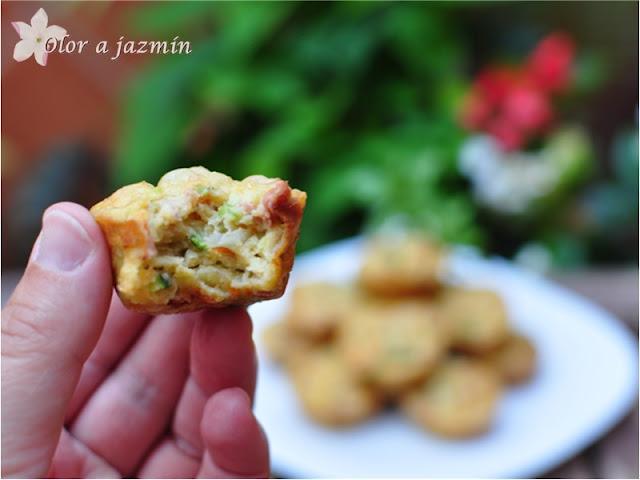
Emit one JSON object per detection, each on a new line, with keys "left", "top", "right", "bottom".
{"left": 249, "top": 238, "right": 638, "bottom": 478}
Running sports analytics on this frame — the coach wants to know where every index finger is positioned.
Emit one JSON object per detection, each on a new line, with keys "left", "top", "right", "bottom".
{"left": 191, "top": 307, "right": 257, "bottom": 398}
{"left": 172, "top": 308, "right": 257, "bottom": 453}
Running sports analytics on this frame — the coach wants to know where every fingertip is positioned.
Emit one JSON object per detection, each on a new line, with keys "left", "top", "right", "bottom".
{"left": 32, "top": 202, "right": 110, "bottom": 276}
{"left": 204, "top": 387, "right": 251, "bottom": 418}
{"left": 7, "top": 201, "right": 114, "bottom": 361}
{"left": 191, "top": 308, "right": 257, "bottom": 398}
{"left": 44, "top": 202, "right": 107, "bottom": 249}
{"left": 193, "top": 307, "right": 252, "bottom": 354}
{"left": 200, "top": 388, "right": 269, "bottom": 477}
{"left": 201, "top": 306, "right": 252, "bottom": 328}
{"left": 193, "top": 307, "right": 253, "bottom": 353}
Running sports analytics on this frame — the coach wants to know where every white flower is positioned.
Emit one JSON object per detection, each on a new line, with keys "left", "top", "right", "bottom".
{"left": 458, "top": 135, "right": 558, "bottom": 214}
{"left": 12, "top": 8, "right": 66, "bottom": 66}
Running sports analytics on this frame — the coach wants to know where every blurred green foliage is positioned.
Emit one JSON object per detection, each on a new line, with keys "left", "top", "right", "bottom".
{"left": 115, "top": 2, "right": 481, "bottom": 251}
{"left": 115, "top": 2, "right": 637, "bottom": 265}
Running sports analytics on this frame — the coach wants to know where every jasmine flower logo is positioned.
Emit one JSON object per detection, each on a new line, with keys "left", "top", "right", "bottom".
{"left": 10, "top": 8, "right": 191, "bottom": 64}
{"left": 12, "top": 8, "right": 66, "bottom": 66}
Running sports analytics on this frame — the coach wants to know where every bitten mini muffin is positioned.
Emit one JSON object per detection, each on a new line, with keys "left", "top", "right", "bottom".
{"left": 285, "top": 283, "right": 357, "bottom": 340}
{"left": 90, "top": 166, "right": 306, "bottom": 313}
{"left": 289, "top": 347, "right": 381, "bottom": 427}
{"left": 359, "top": 233, "right": 445, "bottom": 296}
{"left": 400, "top": 357, "right": 502, "bottom": 438}
{"left": 437, "top": 287, "right": 509, "bottom": 354}
{"left": 339, "top": 300, "right": 448, "bottom": 394}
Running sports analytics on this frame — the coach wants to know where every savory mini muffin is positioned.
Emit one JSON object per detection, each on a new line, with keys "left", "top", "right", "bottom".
{"left": 400, "top": 357, "right": 502, "bottom": 438}
{"left": 261, "top": 320, "right": 313, "bottom": 365}
{"left": 437, "top": 287, "right": 509, "bottom": 354}
{"left": 338, "top": 300, "right": 448, "bottom": 394}
{"left": 359, "top": 233, "right": 445, "bottom": 296}
{"left": 482, "top": 333, "right": 537, "bottom": 385}
{"left": 289, "top": 347, "right": 381, "bottom": 427}
{"left": 285, "top": 283, "right": 357, "bottom": 340}
{"left": 90, "top": 167, "right": 306, "bottom": 313}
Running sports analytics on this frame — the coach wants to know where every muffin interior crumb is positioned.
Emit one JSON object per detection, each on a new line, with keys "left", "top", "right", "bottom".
{"left": 145, "top": 187, "right": 285, "bottom": 298}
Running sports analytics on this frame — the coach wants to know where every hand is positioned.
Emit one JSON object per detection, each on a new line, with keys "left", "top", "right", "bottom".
{"left": 2, "top": 202, "right": 269, "bottom": 478}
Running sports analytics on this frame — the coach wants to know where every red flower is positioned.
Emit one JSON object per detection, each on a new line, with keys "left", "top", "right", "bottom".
{"left": 503, "top": 84, "right": 553, "bottom": 132}
{"left": 459, "top": 32, "right": 575, "bottom": 152}
{"left": 527, "top": 32, "right": 575, "bottom": 93}
{"left": 486, "top": 118, "right": 525, "bottom": 152}
{"left": 474, "top": 67, "right": 520, "bottom": 105}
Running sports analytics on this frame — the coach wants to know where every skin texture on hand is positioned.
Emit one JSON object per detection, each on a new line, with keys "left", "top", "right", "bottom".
{"left": 1, "top": 202, "right": 269, "bottom": 478}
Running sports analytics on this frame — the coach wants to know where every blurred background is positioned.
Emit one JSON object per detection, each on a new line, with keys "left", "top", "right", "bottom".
{"left": 1, "top": 2, "right": 638, "bottom": 477}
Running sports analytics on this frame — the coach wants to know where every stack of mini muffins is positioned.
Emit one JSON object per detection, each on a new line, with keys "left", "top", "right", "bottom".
{"left": 263, "top": 234, "right": 536, "bottom": 438}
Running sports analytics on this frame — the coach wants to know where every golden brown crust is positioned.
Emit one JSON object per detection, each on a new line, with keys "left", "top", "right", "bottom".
{"left": 284, "top": 283, "right": 359, "bottom": 340}
{"left": 338, "top": 299, "right": 449, "bottom": 395}
{"left": 480, "top": 333, "right": 537, "bottom": 385}
{"left": 90, "top": 167, "right": 306, "bottom": 314}
{"left": 261, "top": 320, "right": 314, "bottom": 365}
{"left": 289, "top": 347, "right": 382, "bottom": 427}
{"left": 436, "top": 287, "right": 509, "bottom": 354}
{"left": 359, "top": 233, "right": 445, "bottom": 297}
{"left": 400, "top": 357, "right": 502, "bottom": 438}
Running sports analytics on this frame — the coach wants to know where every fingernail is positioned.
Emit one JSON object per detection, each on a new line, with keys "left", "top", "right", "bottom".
{"left": 34, "top": 211, "right": 92, "bottom": 272}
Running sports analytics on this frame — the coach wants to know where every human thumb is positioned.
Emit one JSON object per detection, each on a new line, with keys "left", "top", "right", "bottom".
{"left": 1, "top": 202, "right": 113, "bottom": 478}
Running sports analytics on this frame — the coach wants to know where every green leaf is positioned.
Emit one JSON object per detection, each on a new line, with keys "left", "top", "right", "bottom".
{"left": 213, "top": 2, "right": 295, "bottom": 61}
{"left": 129, "top": 2, "right": 216, "bottom": 36}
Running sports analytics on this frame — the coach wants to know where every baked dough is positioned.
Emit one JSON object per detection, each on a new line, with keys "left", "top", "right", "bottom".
{"left": 289, "top": 347, "right": 381, "bottom": 426}
{"left": 261, "top": 321, "right": 313, "bottom": 365}
{"left": 437, "top": 287, "right": 509, "bottom": 353}
{"left": 285, "top": 283, "right": 358, "bottom": 340}
{"left": 482, "top": 333, "right": 537, "bottom": 385}
{"left": 400, "top": 357, "right": 501, "bottom": 438}
{"left": 359, "top": 233, "right": 444, "bottom": 296}
{"left": 339, "top": 299, "right": 448, "bottom": 394}
{"left": 90, "top": 167, "right": 306, "bottom": 313}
